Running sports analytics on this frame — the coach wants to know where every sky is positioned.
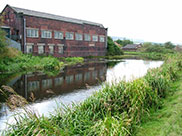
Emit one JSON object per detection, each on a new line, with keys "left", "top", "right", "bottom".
{"left": 1, "top": 0, "right": 182, "bottom": 44}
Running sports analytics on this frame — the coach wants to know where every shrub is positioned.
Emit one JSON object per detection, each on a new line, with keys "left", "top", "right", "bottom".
{"left": 107, "top": 36, "right": 124, "bottom": 56}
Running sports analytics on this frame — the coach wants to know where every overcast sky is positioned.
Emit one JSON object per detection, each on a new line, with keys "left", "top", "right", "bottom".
{"left": 1, "top": 0, "right": 182, "bottom": 44}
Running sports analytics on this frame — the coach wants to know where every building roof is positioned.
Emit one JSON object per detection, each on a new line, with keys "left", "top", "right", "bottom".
{"left": 122, "top": 44, "right": 141, "bottom": 49}
{"left": 7, "top": 5, "right": 104, "bottom": 28}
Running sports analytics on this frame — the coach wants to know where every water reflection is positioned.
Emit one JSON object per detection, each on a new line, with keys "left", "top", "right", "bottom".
{"left": 0, "top": 59, "right": 163, "bottom": 132}
{"left": 3, "top": 62, "right": 107, "bottom": 102}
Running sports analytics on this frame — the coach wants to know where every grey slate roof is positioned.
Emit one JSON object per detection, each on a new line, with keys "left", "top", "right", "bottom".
{"left": 122, "top": 44, "right": 141, "bottom": 49}
{"left": 10, "top": 5, "right": 104, "bottom": 28}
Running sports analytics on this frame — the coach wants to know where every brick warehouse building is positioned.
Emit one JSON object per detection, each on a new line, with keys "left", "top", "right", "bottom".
{"left": 0, "top": 5, "right": 107, "bottom": 57}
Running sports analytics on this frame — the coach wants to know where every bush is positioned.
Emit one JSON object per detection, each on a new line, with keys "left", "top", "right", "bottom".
{"left": 116, "top": 39, "right": 133, "bottom": 47}
{"left": 141, "top": 42, "right": 174, "bottom": 54}
{"left": 107, "top": 36, "right": 124, "bottom": 56}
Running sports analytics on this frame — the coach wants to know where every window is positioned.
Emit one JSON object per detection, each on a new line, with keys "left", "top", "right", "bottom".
{"left": 66, "top": 75, "right": 74, "bottom": 84}
{"left": 27, "top": 45, "right": 33, "bottom": 53}
{"left": 92, "top": 71, "right": 97, "bottom": 78}
{"left": 42, "top": 79, "right": 52, "bottom": 89}
{"left": 28, "top": 81, "right": 39, "bottom": 92}
{"left": 100, "top": 36, "right": 105, "bottom": 42}
{"left": 58, "top": 46, "right": 63, "bottom": 54}
{"left": 84, "top": 72, "right": 90, "bottom": 80}
{"left": 75, "top": 73, "right": 82, "bottom": 81}
{"left": 66, "top": 32, "right": 74, "bottom": 40}
{"left": 54, "top": 31, "right": 63, "bottom": 39}
{"left": 26, "top": 28, "right": 39, "bottom": 38}
{"left": 54, "top": 77, "right": 63, "bottom": 86}
{"left": 75, "top": 33, "right": 83, "bottom": 41}
{"left": 92, "top": 35, "right": 98, "bottom": 42}
{"left": 38, "top": 46, "right": 44, "bottom": 54}
{"left": 41, "top": 30, "right": 52, "bottom": 38}
{"left": 49, "top": 46, "right": 54, "bottom": 54}
{"left": 84, "top": 34, "right": 91, "bottom": 41}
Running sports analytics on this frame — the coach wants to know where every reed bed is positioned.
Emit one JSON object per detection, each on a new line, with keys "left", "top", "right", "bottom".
{"left": 3, "top": 54, "right": 182, "bottom": 136}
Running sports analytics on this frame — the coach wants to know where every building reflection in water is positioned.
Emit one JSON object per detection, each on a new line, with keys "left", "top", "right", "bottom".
{"left": 12, "top": 62, "right": 107, "bottom": 101}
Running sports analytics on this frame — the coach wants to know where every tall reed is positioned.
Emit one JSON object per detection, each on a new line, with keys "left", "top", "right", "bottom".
{"left": 3, "top": 54, "right": 182, "bottom": 136}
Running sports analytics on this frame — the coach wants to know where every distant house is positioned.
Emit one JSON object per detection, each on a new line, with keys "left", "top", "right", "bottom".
{"left": 0, "top": 4, "right": 107, "bottom": 57}
{"left": 122, "top": 44, "right": 142, "bottom": 51}
{"left": 174, "top": 45, "right": 182, "bottom": 52}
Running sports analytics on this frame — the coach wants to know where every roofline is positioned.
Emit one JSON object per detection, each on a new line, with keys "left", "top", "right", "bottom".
{"left": 2, "top": 4, "right": 105, "bottom": 28}
{"left": 22, "top": 13, "right": 105, "bottom": 28}
{"left": 1, "top": 4, "right": 17, "bottom": 15}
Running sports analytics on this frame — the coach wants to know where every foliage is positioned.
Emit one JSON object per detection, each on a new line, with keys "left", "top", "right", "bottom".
{"left": 107, "top": 36, "right": 124, "bottom": 56}
{"left": 64, "top": 57, "right": 84, "bottom": 65}
{"left": 0, "top": 53, "right": 63, "bottom": 73}
{"left": 140, "top": 42, "right": 174, "bottom": 54}
{"left": 4, "top": 54, "right": 182, "bottom": 135}
{"left": 116, "top": 39, "right": 133, "bottom": 47}
{"left": 0, "top": 28, "right": 8, "bottom": 53}
{"left": 0, "top": 47, "right": 84, "bottom": 74}
{"left": 164, "top": 41, "right": 175, "bottom": 49}
{"left": 135, "top": 74, "right": 182, "bottom": 136}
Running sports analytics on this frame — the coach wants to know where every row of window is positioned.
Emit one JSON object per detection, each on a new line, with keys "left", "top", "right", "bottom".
{"left": 26, "top": 28, "right": 105, "bottom": 42}
{"left": 28, "top": 68, "right": 105, "bottom": 91}
{"left": 27, "top": 45, "right": 63, "bottom": 54}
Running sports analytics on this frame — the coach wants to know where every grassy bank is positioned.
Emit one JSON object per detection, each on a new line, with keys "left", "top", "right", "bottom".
{"left": 0, "top": 48, "right": 84, "bottom": 74}
{"left": 2, "top": 54, "right": 182, "bottom": 135}
{"left": 134, "top": 72, "right": 182, "bottom": 136}
{"left": 124, "top": 51, "right": 168, "bottom": 60}
{"left": 86, "top": 51, "right": 168, "bottom": 61}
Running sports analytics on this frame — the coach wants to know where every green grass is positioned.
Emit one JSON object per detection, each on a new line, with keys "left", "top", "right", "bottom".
{"left": 0, "top": 51, "right": 84, "bottom": 74}
{"left": 85, "top": 52, "right": 167, "bottom": 61}
{"left": 2, "top": 54, "right": 182, "bottom": 136}
{"left": 134, "top": 72, "right": 182, "bottom": 136}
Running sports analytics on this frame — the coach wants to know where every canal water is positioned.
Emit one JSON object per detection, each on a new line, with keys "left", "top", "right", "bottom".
{"left": 0, "top": 59, "right": 163, "bottom": 132}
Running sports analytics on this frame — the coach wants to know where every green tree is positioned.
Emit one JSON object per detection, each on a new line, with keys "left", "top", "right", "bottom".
{"left": 107, "top": 36, "right": 123, "bottom": 56}
{"left": 164, "top": 41, "right": 175, "bottom": 49}
{"left": 116, "top": 39, "right": 133, "bottom": 47}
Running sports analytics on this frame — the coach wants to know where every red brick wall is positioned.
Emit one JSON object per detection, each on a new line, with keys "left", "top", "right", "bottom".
{"left": 1, "top": 5, "right": 107, "bottom": 57}
{"left": 1, "top": 6, "right": 24, "bottom": 48}
{"left": 25, "top": 16, "right": 107, "bottom": 57}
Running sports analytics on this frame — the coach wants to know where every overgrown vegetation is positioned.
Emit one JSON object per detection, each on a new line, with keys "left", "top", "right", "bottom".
{"left": 139, "top": 42, "right": 175, "bottom": 54}
{"left": 107, "top": 36, "right": 124, "bottom": 56}
{"left": 0, "top": 48, "right": 84, "bottom": 74}
{"left": 0, "top": 53, "right": 63, "bottom": 73}
{"left": 134, "top": 72, "right": 182, "bottom": 136}
{"left": 2, "top": 54, "right": 182, "bottom": 135}
{"left": 115, "top": 38, "right": 133, "bottom": 47}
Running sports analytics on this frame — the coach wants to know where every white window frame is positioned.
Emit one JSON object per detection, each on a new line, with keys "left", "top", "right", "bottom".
{"left": 84, "top": 34, "right": 91, "bottom": 41}
{"left": 58, "top": 46, "right": 63, "bottom": 54}
{"left": 41, "top": 30, "right": 52, "bottom": 39}
{"left": 49, "top": 46, "right": 54, "bottom": 54}
{"left": 26, "top": 28, "right": 39, "bottom": 38}
{"left": 26, "top": 43, "right": 34, "bottom": 53}
{"left": 38, "top": 46, "right": 44, "bottom": 54}
{"left": 100, "top": 36, "right": 105, "bottom": 42}
{"left": 75, "top": 33, "right": 83, "bottom": 41}
{"left": 27, "top": 45, "right": 33, "bottom": 53}
{"left": 65, "top": 32, "right": 74, "bottom": 40}
{"left": 92, "top": 35, "right": 98, "bottom": 42}
{"left": 54, "top": 31, "right": 63, "bottom": 39}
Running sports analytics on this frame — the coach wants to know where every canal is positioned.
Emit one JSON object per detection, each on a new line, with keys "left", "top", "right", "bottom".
{"left": 0, "top": 59, "right": 163, "bottom": 132}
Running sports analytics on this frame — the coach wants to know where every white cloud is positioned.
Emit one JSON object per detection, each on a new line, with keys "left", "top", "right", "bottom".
{"left": 1, "top": 0, "right": 182, "bottom": 43}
